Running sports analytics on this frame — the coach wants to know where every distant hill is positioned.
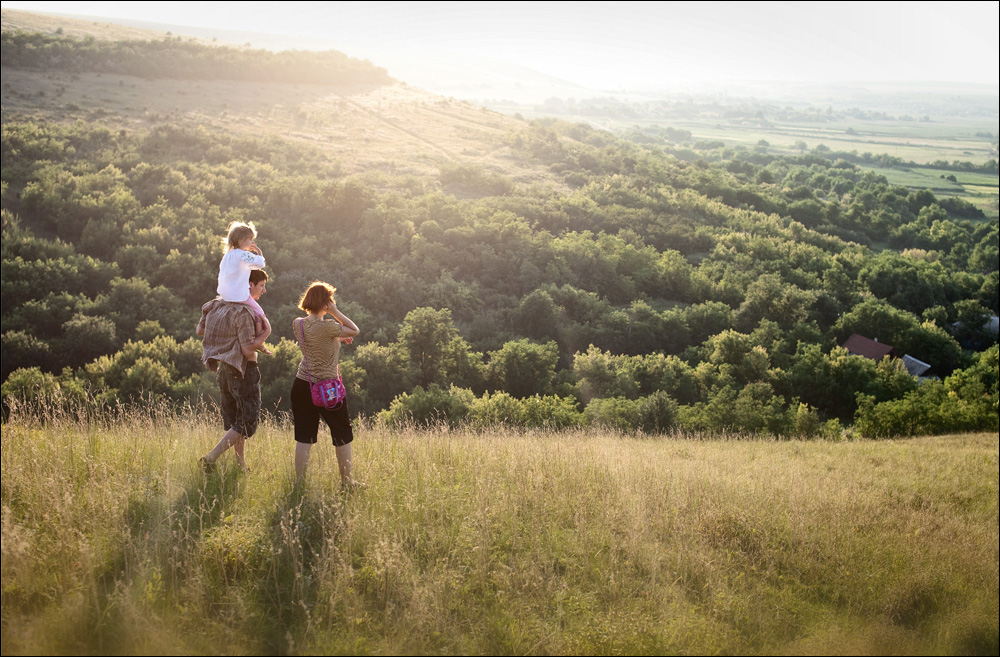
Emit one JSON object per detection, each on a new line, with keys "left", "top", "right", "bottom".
{"left": 0, "top": 8, "right": 559, "bottom": 184}
{"left": 0, "top": 7, "right": 604, "bottom": 105}
{"left": 1, "top": 24, "right": 390, "bottom": 86}
{"left": 1, "top": 7, "right": 204, "bottom": 42}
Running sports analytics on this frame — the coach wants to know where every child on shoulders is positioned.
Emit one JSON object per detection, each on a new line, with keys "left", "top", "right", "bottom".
{"left": 218, "top": 221, "right": 272, "bottom": 354}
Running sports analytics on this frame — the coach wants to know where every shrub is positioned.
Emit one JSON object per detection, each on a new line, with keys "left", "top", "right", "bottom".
{"left": 379, "top": 384, "right": 474, "bottom": 427}
{"left": 468, "top": 391, "right": 584, "bottom": 429}
{"left": 586, "top": 391, "right": 678, "bottom": 434}
{"left": 855, "top": 346, "right": 999, "bottom": 438}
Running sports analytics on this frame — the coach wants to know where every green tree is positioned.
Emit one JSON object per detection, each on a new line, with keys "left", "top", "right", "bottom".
{"left": 485, "top": 339, "right": 558, "bottom": 398}
{"left": 57, "top": 313, "right": 118, "bottom": 368}
{"left": 969, "top": 227, "right": 999, "bottom": 273}
{"left": 682, "top": 301, "right": 735, "bottom": 346}
{"left": 786, "top": 343, "right": 917, "bottom": 422}
{"left": 118, "top": 356, "right": 175, "bottom": 400}
{"left": 516, "top": 289, "right": 562, "bottom": 342}
{"left": 858, "top": 252, "right": 948, "bottom": 314}
{"left": 1, "top": 331, "right": 53, "bottom": 379}
{"left": 396, "top": 307, "right": 483, "bottom": 390}
{"left": 93, "top": 277, "right": 190, "bottom": 341}
{"left": 349, "top": 343, "right": 412, "bottom": 415}
{"left": 735, "top": 273, "right": 818, "bottom": 332}
{"left": 952, "top": 299, "right": 997, "bottom": 349}
{"left": 854, "top": 348, "right": 998, "bottom": 437}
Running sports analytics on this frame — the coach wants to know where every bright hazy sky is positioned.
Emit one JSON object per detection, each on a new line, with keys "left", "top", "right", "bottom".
{"left": 3, "top": 1, "right": 999, "bottom": 88}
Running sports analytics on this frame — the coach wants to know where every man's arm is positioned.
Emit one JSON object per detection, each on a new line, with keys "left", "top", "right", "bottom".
{"left": 196, "top": 298, "right": 217, "bottom": 337}
{"left": 238, "top": 311, "right": 268, "bottom": 359}
{"left": 240, "top": 332, "right": 269, "bottom": 359}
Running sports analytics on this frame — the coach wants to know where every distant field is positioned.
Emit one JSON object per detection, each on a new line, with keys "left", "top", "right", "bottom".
{"left": 652, "top": 115, "right": 998, "bottom": 216}
{"left": 670, "top": 118, "right": 996, "bottom": 164}
{"left": 2, "top": 407, "right": 998, "bottom": 655}
{"left": 874, "top": 166, "right": 999, "bottom": 217}
{"left": 504, "top": 107, "right": 1000, "bottom": 216}
{"left": 506, "top": 106, "right": 998, "bottom": 166}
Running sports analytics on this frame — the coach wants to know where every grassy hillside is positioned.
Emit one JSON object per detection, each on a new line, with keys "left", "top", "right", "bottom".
{"left": 2, "top": 407, "right": 997, "bottom": 655}
{"left": 2, "top": 11, "right": 998, "bottom": 655}
{"left": 0, "top": 65, "right": 545, "bottom": 181}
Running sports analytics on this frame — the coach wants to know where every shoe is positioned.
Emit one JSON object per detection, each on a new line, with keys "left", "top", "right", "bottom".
{"left": 199, "top": 456, "right": 215, "bottom": 474}
{"left": 341, "top": 480, "right": 367, "bottom": 493}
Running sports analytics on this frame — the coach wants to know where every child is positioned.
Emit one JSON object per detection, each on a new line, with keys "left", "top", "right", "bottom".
{"left": 218, "top": 221, "right": 272, "bottom": 353}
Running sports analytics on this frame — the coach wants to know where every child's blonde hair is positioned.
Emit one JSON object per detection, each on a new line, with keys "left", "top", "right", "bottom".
{"left": 223, "top": 221, "right": 257, "bottom": 252}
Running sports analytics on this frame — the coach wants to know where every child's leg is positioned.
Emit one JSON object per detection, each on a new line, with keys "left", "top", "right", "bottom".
{"left": 244, "top": 296, "right": 266, "bottom": 322}
{"left": 257, "top": 316, "right": 272, "bottom": 354}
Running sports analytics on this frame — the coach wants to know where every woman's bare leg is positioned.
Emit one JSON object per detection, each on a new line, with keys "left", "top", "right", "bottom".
{"left": 295, "top": 442, "right": 312, "bottom": 481}
{"left": 335, "top": 443, "right": 352, "bottom": 485}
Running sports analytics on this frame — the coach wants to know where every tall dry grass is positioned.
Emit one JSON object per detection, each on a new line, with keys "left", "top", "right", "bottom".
{"left": 2, "top": 402, "right": 997, "bottom": 655}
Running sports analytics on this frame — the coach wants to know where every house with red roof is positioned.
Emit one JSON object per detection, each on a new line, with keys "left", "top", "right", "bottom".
{"left": 841, "top": 334, "right": 897, "bottom": 361}
{"left": 840, "top": 334, "right": 932, "bottom": 378}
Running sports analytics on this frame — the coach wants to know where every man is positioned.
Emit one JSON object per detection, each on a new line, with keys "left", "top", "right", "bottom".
{"left": 196, "top": 269, "right": 270, "bottom": 472}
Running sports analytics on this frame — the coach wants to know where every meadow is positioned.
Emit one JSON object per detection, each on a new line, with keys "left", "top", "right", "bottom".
{"left": 670, "top": 119, "right": 998, "bottom": 217}
{"left": 2, "top": 403, "right": 997, "bottom": 655}
{"left": 876, "top": 167, "right": 999, "bottom": 216}
{"left": 666, "top": 118, "right": 996, "bottom": 165}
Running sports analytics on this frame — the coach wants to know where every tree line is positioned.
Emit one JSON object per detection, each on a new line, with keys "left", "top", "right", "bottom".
{"left": 1, "top": 29, "right": 392, "bottom": 85}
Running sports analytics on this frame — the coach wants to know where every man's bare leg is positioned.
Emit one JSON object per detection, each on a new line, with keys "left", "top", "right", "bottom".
{"left": 232, "top": 435, "right": 249, "bottom": 471}
{"left": 204, "top": 428, "right": 244, "bottom": 467}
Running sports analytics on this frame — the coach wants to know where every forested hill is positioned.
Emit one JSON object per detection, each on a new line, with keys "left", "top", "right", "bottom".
{"left": 1, "top": 28, "right": 392, "bottom": 86}
{"left": 1, "top": 13, "right": 997, "bottom": 438}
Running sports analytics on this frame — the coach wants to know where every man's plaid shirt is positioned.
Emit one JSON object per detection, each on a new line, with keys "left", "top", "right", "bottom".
{"left": 198, "top": 298, "right": 256, "bottom": 375}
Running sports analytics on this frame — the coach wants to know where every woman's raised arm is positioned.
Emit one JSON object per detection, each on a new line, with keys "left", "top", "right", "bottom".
{"left": 328, "top": 301, "right": 359, "bottom": 338}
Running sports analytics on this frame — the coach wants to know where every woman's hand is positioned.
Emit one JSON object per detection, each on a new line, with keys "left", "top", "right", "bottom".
{"left": 327, "top": 300, "right": 360, "bottom": 338}
{"left": 339, "top": 337, "right": 354, "bottom": 345}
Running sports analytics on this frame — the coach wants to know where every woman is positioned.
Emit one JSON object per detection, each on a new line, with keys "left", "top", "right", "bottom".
{"left": 291, "top": 281, "right": 361, "bottom": 486}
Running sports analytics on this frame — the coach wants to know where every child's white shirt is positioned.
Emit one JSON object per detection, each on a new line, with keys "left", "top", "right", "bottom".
{"left": 217, "top": 248, "right": 266, "bottom": 302}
